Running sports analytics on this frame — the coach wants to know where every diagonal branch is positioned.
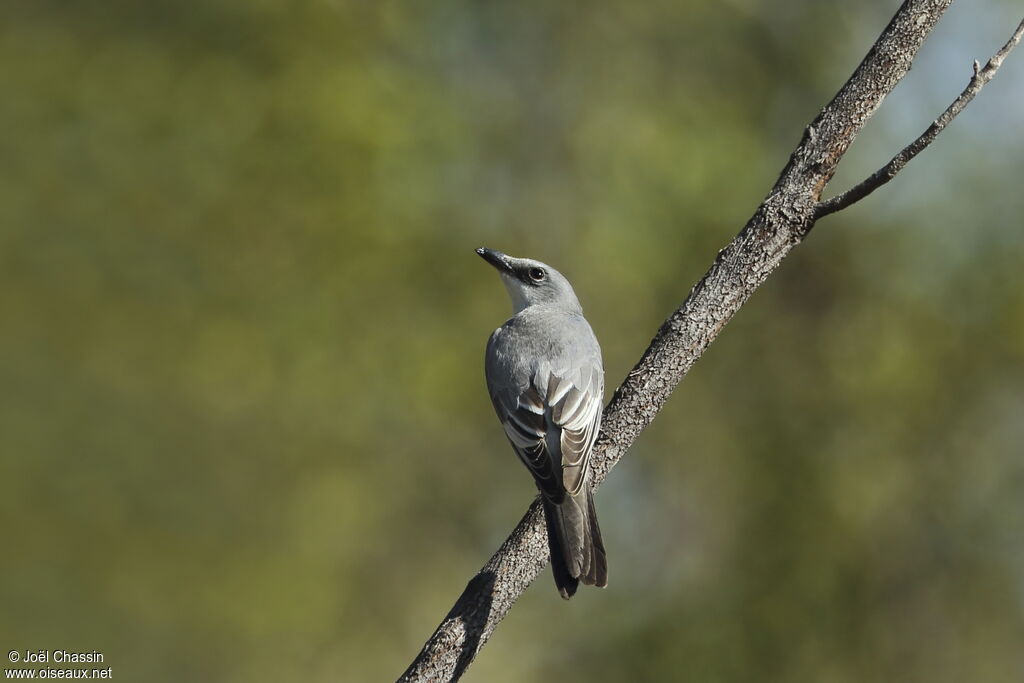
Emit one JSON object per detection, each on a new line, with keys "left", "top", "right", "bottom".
{"left": 816, "top": 16, "right": 1024, "bottom": 219}
{"left": 397, "top": 2, "right": 1018, "bottom": 681}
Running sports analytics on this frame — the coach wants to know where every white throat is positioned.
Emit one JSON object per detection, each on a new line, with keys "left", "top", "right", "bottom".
{"left": 499, "top": 272, "right": 531, "bottom": 315}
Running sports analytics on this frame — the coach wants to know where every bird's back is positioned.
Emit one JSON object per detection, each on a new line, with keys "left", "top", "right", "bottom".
{"left": 485, "top": 307, "right": 602, "bottom": 395}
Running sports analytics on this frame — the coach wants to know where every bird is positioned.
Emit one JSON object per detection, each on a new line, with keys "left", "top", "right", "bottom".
{"left": 476, "top": 247, "right": 607, "bottom": 599}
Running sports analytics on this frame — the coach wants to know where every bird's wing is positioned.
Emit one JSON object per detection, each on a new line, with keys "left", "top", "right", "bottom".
{"left": 491, "top": 364, "right": 604, "bottom": 501}
{"left": 546, "top": 365, "right": 603, "bottom": 496}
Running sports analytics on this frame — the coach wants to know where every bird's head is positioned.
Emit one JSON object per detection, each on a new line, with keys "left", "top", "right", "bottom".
{"left": 476, "top": 247, "right": 582, "bottom": 315}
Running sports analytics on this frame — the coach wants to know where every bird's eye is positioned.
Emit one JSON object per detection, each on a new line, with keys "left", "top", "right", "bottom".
{"left": 528, "top": 267, "right": 546, "bottom": 282}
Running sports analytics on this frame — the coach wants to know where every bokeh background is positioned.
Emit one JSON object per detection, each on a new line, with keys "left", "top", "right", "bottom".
{"left": 2, "top": 1, "right": 1023, "bottom": 681}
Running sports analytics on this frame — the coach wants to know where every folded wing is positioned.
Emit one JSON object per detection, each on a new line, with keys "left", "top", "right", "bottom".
{"left": 491, "top": 365, "right": 603, "bottom": 501}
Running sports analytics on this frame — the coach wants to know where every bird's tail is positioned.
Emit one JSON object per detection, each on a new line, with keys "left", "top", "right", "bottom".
{"left": 542, "top": 486, "right": 608, "bottom": 600}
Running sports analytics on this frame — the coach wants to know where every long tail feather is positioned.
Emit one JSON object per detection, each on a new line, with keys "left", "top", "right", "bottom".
{"left": 542, "top": 489, "right": 608, "bottom": 598}
{"left": 542, "top": 496, "right": 578, "bottom": 599}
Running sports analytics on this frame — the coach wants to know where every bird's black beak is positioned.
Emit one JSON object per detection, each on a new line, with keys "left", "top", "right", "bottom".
{"left": 476, "top": 247, "right": 513, "bottom": 273}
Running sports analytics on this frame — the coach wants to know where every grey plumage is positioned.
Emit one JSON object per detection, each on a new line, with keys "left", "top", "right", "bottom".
{"left": 477, "top": 247, "right": 608, "bottom": 599}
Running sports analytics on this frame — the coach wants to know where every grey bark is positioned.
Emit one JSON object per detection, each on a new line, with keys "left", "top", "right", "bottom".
{"left": 398, "top": 2, "right": 1022, "bottom": 681}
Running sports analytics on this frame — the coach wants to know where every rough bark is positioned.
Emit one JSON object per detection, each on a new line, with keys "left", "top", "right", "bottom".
{"left": 398, "top": 2, "right": 1021, "bottom": 680}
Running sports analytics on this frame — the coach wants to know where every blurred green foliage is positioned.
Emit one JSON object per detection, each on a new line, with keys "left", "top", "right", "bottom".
{"left": 2, "top": 1, "right": 1023, "bottom": 681}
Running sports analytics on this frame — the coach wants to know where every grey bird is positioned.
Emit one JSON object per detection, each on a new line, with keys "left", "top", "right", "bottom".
{"left": 477, "top": 247, "right": 608, "bottom": 599}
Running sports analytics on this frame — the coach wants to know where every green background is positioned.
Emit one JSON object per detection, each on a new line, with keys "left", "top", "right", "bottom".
{"left": 2, "top": 1, "right": 1023, "bottom": 681}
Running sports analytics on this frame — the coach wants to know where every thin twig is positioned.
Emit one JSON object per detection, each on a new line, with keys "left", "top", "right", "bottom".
{"left": 816, "top": 17, "right": 1024, "bottom": 219}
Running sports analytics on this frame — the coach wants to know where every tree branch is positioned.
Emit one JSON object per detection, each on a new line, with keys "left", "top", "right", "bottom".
{"left": 816, "top": 16, "right": 1024, "bottom": 219}
{"left": 398, "top": 2, "right": 1019, "bottom": 680}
